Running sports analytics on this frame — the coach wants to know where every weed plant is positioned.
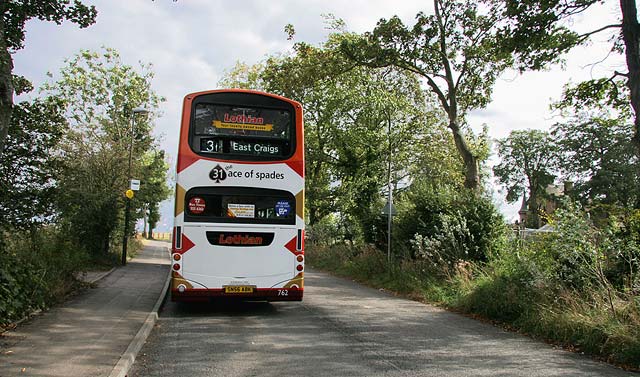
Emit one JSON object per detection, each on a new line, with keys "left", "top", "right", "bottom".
{"left": 306, "top": 203, "right": 640, "bottom": 369}
{"left": 0, "top": 226, "right": 88, "bottom": 327}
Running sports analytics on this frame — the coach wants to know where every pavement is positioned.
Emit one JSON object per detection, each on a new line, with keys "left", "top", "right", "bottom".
{"left": 0, "top": 240, "right": 171, "bottom": 377}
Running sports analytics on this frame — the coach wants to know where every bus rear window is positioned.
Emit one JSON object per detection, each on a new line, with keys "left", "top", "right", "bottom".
{"left": 191, "top": 103, "right": 293, "bottom": 159}
{"left": 184, "top": 187, "right": 296, "bottom": 225}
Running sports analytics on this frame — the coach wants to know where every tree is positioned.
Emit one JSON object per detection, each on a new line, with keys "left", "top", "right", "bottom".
{"left": 551, "top": 78, "right": 640, "bottom": 208}
{"left": 218, "top": 61, "right": 265, "bottom": 90}
{"left": 552, "top": 114, "right": 639, "bottom": 207}
{"left": 44, "top": 47, "right": 165, "bottom": 255}
{"left": 493, "top": 0, "right": 640, "bottom": 162}
{"left": 0, "top": 0, "right": 97, "bottom": 155}
{"left": 146, "top": 202, "right": 161, "bottom": 239}
{"left": 0, "top": 86, "right": 66, "bottom": 230}
{"left": 493, "top": 129, "right": 559, "bottom": 228}
{"left": 340, "top": 0, "right": 512, "bottom": 191}
{"left": 258, "top": 33, "right": 434, "bottom": 238}
{"left": 136, "top": 150, "right": 170, "bottom": 239}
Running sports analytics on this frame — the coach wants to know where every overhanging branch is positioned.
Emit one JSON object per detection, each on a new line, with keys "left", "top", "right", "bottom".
{"left": 578, "top": 24, "right": 622, "bottom": 42}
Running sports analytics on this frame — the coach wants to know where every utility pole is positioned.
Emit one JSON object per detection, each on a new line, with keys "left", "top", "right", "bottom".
{"left": 387, "top": 114, "right": 393, "bottom": 264}
{"left": 121, "top": 106, "right": 149, "bottom": 265}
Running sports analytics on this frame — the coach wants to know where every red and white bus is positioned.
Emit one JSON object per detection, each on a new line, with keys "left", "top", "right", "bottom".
{"left": 171, "top": 89, "right": 304, "bottom": 301}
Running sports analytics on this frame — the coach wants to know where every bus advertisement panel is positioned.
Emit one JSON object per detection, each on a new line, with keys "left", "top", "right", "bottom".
{"left": 171, "top": 90, "right": 304, "bottom": 301}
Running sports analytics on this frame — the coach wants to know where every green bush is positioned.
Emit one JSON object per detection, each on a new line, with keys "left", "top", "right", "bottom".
{"left": 400, "top": 183, "right": 506, "bottom": 265}
{"left": 308, "top": 199, "right": 640, "bottom": 368}
{"left": 0, "top": 227, "right": 88, "bottom": 326}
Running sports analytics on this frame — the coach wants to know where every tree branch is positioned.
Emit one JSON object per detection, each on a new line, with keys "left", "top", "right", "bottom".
{"left": 578, "top": 24, "right": 622, "bottom": 42}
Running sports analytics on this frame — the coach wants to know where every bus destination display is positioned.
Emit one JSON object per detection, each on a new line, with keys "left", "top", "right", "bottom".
{"left": 193, "top": 103, "right": 291, "bottom": 158}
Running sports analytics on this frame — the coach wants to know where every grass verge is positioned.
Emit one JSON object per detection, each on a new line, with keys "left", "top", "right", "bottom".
{"left": 307, "top": 242, "right": 640, "bottom": 371}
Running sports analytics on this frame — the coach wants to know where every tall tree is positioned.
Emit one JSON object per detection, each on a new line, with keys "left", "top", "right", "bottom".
{"left": 493, "top": 0, "right": 640, "bottom": 161}
{"left": 44, "top": 47, "right": 165, "bottom": 255}
{"left": 551, "top": 78, "right": 640, "bottom": 208}
{"left": 0, "top": 0, "right": 97, "bottom": 155}
{"left": 258, "top": 33, "right": 432, "bottom": 235}
{"left": 493, "top": 129, "right": 559, "bottom": 228}
{"left": 0, "top": 86, "right": 66, "bottom": 230}
{"left": 136, "top": 150, "right": 170, "bottom": 238}
{"left": 553, "top": 113, "right": 639, "bottom": 207}
{"left": 218, "top": 61, "right": 265, "bottom": 90}
{"left": 340, "top": 0, "right": 512, "bottom": 191}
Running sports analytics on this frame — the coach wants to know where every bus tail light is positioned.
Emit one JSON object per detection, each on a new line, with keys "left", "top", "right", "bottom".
{"left": 297, "top": 264, "right": 303, "bottom": 272}
{"left": 173, "top": 253, "right": 182, "bottom": 261}
{"left": 297, "top": 255, "right": 304, "bottom": 262}
{"left": 173, "top": 263, "right": 181, "bottom": 271}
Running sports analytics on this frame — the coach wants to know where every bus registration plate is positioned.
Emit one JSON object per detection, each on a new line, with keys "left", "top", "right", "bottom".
{"left": 224, "top": 286, "right": 254, "bottom": 294}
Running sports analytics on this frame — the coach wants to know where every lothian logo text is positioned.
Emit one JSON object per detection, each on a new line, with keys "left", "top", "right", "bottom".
{"left": 223, "top": 113, "right": 264, "bottom": 125}
{"left": 218, "top": 234, "right": 264, "bottom": 245}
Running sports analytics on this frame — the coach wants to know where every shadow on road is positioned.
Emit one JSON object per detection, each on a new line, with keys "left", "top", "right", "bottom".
{"left": 165, "top": 299, "right": 278, "bottom": 318}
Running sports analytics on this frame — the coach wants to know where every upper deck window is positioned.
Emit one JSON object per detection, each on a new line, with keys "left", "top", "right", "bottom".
{"left": 190, "top": 102, "right": 293, "bottom": 160}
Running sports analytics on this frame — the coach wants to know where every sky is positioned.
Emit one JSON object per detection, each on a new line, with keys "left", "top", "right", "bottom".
{"left": 12, "top": 0, "right": 624, "bottom": 230}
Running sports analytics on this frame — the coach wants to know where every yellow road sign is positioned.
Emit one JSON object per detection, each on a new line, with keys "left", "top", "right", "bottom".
{"left": 125, "top": 189, "right": 134, "bottom": 199}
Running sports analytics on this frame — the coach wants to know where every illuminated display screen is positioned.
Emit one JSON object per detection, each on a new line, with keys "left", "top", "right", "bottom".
{"left": 191, "top": 103, "right": 292, "bottom": 158}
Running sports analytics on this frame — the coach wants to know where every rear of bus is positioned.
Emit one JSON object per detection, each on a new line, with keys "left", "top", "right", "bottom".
{"left": 171, "top": 90, "right": 304, "bottom": 301}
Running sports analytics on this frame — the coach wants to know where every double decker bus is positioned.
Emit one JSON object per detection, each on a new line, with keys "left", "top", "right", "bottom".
{"left": 171, "top": 89, "right": 304, "bottom": 301}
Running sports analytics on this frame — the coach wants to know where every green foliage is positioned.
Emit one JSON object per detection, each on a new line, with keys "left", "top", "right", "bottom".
{"left": 0, "top": 1, "right": 98, "bottom": 156}
{"left": 256, "top": 32, "right": 436, "bottom": 233}
{"left": 2, "top": 1, "right": 97, "bottom": 52}
{"left": 217, "top": 61, "right": 265, "bottom": 90}
{"left": 491, "top": 0, "right": 640, "bottom": 173}
{"left": 0, "top": 95, "right": 66, "bottom": 229}
{"left": 305, "top": 214, "right": 344, "bottom": 246}
{"left": 341, "top": 1, "right": 511, "bottom": 113}
{"left": 0, "top": 227, "right": 88, "bottom": 326}
{"left": 493, "top": 129, "right": 559, "bottom": 228}
{"left": 340, "top": 0, "right": 515, "bottom": 189}
{"left": 44, "top": 47, "right": 166, "bottom": 256}
{"left": 411, "top": 214, "right": 476, "bottom": 269}
{"left": 491, "top": 0, "right": 589, "bottom": 71}
{"left": 310, "top": 200, "right": 640, "bottom": 367}
{"left": 137, "top": 150, "right": 171, "bottom": 236}
{"left": 554, "top": 79, "right": 631, "bottom": 118}
{"left": 398, "top": 182, "right": 506, "bottom": 265}
{"left": 545, "top": 204, "right": 606, "bottom": 289}
{"left": 552, "top": 113, "right": 639, "bottom": 208}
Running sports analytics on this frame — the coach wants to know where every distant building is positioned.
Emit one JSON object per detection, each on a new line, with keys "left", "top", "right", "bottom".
{"left": 518, "top": 194, "right": 528, "bottom": 227}
{"left": 517, "top": 181, "right": 573, "bottom": 229}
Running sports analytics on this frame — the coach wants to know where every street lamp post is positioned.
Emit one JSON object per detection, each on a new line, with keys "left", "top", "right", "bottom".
{"left": 121, "top": 106, "right": 149, "bottom": 266}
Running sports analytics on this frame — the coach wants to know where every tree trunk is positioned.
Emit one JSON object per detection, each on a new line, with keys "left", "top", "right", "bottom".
{"left": 148, "top": 224, "right": 155, "bottom": 240}
{"left": 527, "top": 190, "right": 541, "bottom": 228}
{"left": 143, "top": 205, "right": 148, "bottom": 239}
{"left": 102, "top": 231, "right": 110, "bottom": 255}
{"left": 0, "top": 3, "right": 14, "bottom": 156}
{"left": 621, "top": 1, "right": 640, "bottom": 149}
{"left": 449, "top": 120, "right": 480, "bottom": 191}
{"left": 621, "top": 0, "right": 640, "bottom": 208}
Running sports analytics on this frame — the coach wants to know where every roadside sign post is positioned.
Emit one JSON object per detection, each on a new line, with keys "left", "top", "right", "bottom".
{"left": 381, "top": 199, "right": 397, "bottom": 263}
{"left": 381, "top": 115, "right": 398, "bottom": 264}
{"left": 122, "top": 107, "right": 150, "bottom": 266}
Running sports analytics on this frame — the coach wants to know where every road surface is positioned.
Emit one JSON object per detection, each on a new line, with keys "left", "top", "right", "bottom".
{"left": 129, "top": 269, "right": 634, "bottom": 377}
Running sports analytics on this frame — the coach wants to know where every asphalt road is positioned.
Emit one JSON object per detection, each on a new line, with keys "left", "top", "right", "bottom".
{"left": 129, "top": 269, "right": 636, "bottom": 377}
